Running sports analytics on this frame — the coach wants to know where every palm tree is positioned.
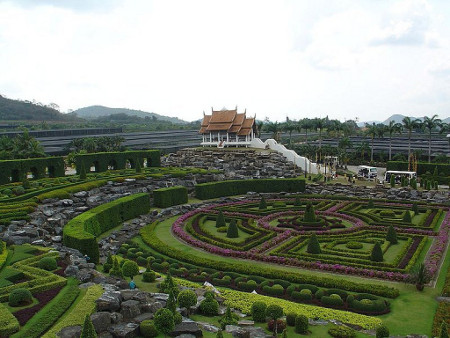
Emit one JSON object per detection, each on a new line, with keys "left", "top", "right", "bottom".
{"left": 365, "top": 123, "right": 378, "bottom": 162}
{"left": 265, "top": 122, "right": 281, "bottom": 142}
{"left": 338, "top": 137, "right": 352, "bottom": 169}
{"left": 283, "top": 121, "right": 297, "bottom": 146}
{"left": 439, "top": 122, "right": 449, "bottom": 154}
{"left": 356, "top": 141, "right": 370, "bottom": 161}
{"left": 422, "top": 115, "right": 442, "bottom": 163}
{"left": 256, "top": 120, "right": 264, "bottom": 138}
{"left": 402, "top": 117, "right": 420, "bottom": 162}
{"left": 298, "top": 118, "right": 313, "bottom": 143}
{"left": 387, "top": 120, "right": 402, "bottom": 161}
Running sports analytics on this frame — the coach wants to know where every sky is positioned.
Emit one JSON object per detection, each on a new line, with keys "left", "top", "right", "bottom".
{"left": 0, "top": 0, "right": 449, "bottom": 123}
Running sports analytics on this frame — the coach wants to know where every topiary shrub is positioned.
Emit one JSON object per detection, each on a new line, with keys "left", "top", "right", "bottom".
{"left": 216, "top": 211, "right": 226, "bottom": 228}
{"left": 217, "top": 226, "right": 227, "bottom": 233}
{"left": 294, "top": 196, "right": 302, "bottom": 206}
{"left": 386, "top": 225, "right": 398, "bottom": 244}
{"left": 367, "top": 198, "right": 374, "bottom": 208}
{"left": 226, "top": 219, "right": 239, "bottom": 238}
{"left": 346, "top": 241, "right": 363, "bottom": 250}
{"left": 103, "top": 254, "right": 113, "bottom": 273}
{"left": 259, "top": 197, "right": 267, "bottom": 210}
{"left": 80, "top": 314, "right": 97, "bottom": 338}
{"left": 307, "top": 233, "right": 321, "bottom": 254}
{"left": 154, "top": 308, "right": 175, "bottom": 337}
{"left": 303, "top": 202, "right": 316, "bottom": 222}
{"left": 143, "top": 270, "right": 156, "bottom": 283}
{"left": 122, "top": 260, "right": 139, "bottom": 279}
{"left": 286, "top": 312, "right": 296, "bottom": 326}
{"left": 199, "top": 293, "right": 219, "bottom": 316}
{"left": 38, "top": 257, "right": 58, "bottom": 271}
{"left": 412, "top": 203, "right": 419, "bottom": 215}
{"left": 402, "top": 211, "right": 412, "bottom": 223}
{"left": 268, "top": 319, "right": 286, "bottom": 334}
{"left": 219, "top": 307, "right": 238, "bottom": 329}
{"left": 295, "top": 314, "right": 309, "bottom": 334}
{"left": 9, "top": 288, "right": 32, "bottom": 307}
{"left": 370, "top": 242, "right": 383, "bottom": 262}
{"left": 251, "top": 301, "right": 267, "bottom": 323}
{"left": 140, "top": 320, "right": 158, "bottom": 337}
{"left": 328, "top": 325, "right": 356, "bottom": 338}
{"left": 376, "top": 325, "right": 389, "bottom": 338}
{"left": 177, "top": 289, "right": 197, "bottom": 316}
{"left": 266, "top": 304, "right": 284, "bottom": 335}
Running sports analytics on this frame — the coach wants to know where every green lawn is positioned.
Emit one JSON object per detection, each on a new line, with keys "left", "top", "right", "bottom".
{"left": 142, "top": 215, "right": 450, "bottom": 336}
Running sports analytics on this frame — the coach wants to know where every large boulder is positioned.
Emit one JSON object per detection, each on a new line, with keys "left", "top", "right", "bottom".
{"left": 120, "top": 300, "right": 141, "bottom": 319}
{"left": 108, "top": 323, "right": 139, "bottom": 338}
{"left": 91, "top": 312, "right": 112, "bottom": 334}
{"left": 57, "top": 325, "right": 82, "bottom": 338}
{"left": 96, "top": 291, "right": 122, "bottom": 312}
{"left": 170, "top": 322, "right": 202, "bottom": 337}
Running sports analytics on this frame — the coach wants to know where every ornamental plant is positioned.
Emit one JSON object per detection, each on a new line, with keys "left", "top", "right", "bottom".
{"left": 216, "top": 211, "right": 226, "bottom": 228}
{"left": 402, "top": 211, "right": 412, "bottom": 223}
{"left": 216, "top": 330, "right": 224, "bottom": 338}
{"left": 294, "top": 196, "right": 302, "bottom": 206}
{"left": 390, "top": 175, "right": 395, "bottom": 187}
{"left": 160, "top": 273, "right": 179, "bottom": 297}
{"left": 295, "top": 314, "right": 309, "bottom": 334}
{"left": 226, "top": 219, "right": 239, "bottom": 238}
{"left": 368, "top": 198, "right": 374, "bottom": 208}
{"left": 259, "top": 197, "right": 267, "bottom": 210}
{"left": 251, "top": 301, "right": 267, "bottom": 322}
{"left": 440, "top": 321, "right": 449, "bottom": 338}
{"left": 407, "top": 263, "right": 432, "bottom": 291}
{"left": 135, "top": 160, "right": 142, "bottom": 173}
{"left": 154, "top": 308, "right": 174, "bottom": 338}
{"left": 110, "top": 257, "right": 123, "bottom": 278}
{"left": 307, "top": 233, "right": 321, "bottom": 254}
{"left": 177, "top": 289, "right": 197, "bottom": 316}
{"left": 103, "top": 254, "right": 113, "bottom": 273}
{"left": 199, "top": 292, "right": 219, "bottom": 316}
{"left": 80, "top": 314, "right": 97, "bottom": 338}
{"left": 140, "top": 320, "right": 158, "bottom": 338}
{"left": 266, "top": 304, "right": 284, "bottom": 335}
{"left": 370, "top": 242, "right": 383, "bottom": 262}
{"left": 38, "top": 257, "right": 58, "bottom": 271}
{"left": 79, "top": 162, "right": 87, "bottom": 180}
{"left": 386, "top": 225, "right": 398, "bottom": 244}
{"left": 122, "top": 260, "right": 139, "bottom": 279}
{"left": 376, "top": 325, "right": 390, "bottom": 338}
{"left": 412, "top": 203, "right": 419, "bottom": 215}
{"left": 303, "top": 203, "right": 316, "bottom": 222}
{"left": 219, "top": 306, "right": 238, "bottom": 329}
{"left": 9, "top": 288, "right": 32, "bottom": 307}
{"left": 166, "top": 289, "right": 177, "bottom": 314}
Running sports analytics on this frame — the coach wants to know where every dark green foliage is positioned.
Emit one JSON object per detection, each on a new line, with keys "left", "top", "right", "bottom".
{"left": 160, "top": 273, "right": 179, "bottom": 297}
{"left": 282, "top": 329, "right": 287, "bottom": 338}
{"left": 226, "top": 219, "right": 239, "bottom": 238}
{"left": 74, "top": 150, "right": 160, "bottom": 174}
{"left": 140, "top": 320, "right": 158, "bottom": 337}
{"left": 177, "top": 289, "right": 197, "bottom": 315}
{"left": 286, "top": 312, "right": 296, "bottom": 326}
{"left": 9, "top": 288, "right": 32, "bottom": 306}
{"left": 122, "top": 260, "right": 139, "bottom": 279}
{"left": 199, "top": 293, "right": 219, "bottom": 316}
{"left": 103, "top": 254, "right": 113, "bottom": 273}
{"left": 370, "top": 242, "right": 383, "bottom": 262}
{"left": 390, "top": 175, "right": 395, "bottom": 187}
{"left": 79, "top": 162, "right": 87, "bottom": 180}
{"left": 143, "top": 270, "right": 156, "bottom": 283}
{"left": 154, "top": 308, "right": 175, "bottom": 337}
{"left": 386, "top": 225, "right": 398, "bottom": 244}
{"left": 259, "top": 197, "right": 267, "bottom": 210}
{"left": 294, "top": 196, "right": 302, "bottom": 206}
{"left": 38, "top": 257, "right": 58, "bottom": 271}
{"left": 440, "top": 321, "right": 449, "bottom": 338}
{"left": 307, "top": 233, "right": 321, "bottom": 254}
{"left": 367, "top": 198, "right": 374, "bottom": 208}
{"left": 387, "top": 161, "right": 450, "bottom": 176}
{"left": 166, "top": 289, "right": 177, "bottom": 314}
{"left": 135, "top": 159, "right": 142, "bottom": 173}
{"left": 303, "top": 202, "right": 316, "bottom": 222}
{"left": 328, "top": 325, "right": 356, "bottom": 338}
{"left": 110, "top": 257, "right": 123, "bottom": 278}
{"left": 0, "top": 157, "right": 65, "bottom": 185}
{"left": 402, "top": 211, "right": 412, "bottom": 223}
{"left": 174, "top": 312, "right": 182, "bottom": 325}
{"left": 216, "top": 211, "right": 225, "bottom": 228}
{"left": 412, "top": 203, "right": 419, "bottom": 215}
{"left": 216, "top": 330, "right": 224, "bottom": 338}
{"left": 410, "top": 177, "right": 417, "bottom": 189}
{"left": 63, "top": 193, "right": 150, "bottom": 263}
{"left": 80, "top": 314, "right": 97, "bottom": 338}
{"left": 195, "top": 178, "right": 306, "bottom": 200}
{"left": 219, "top": 307, "right": 238, "bottom": 329}
{"left": 426, "top": 180, "right": 432, "bottom": 190}
{"left": 266, "top": 304, "right": 284, "bottom": 335}
{"left": 251, "top": 301, "right": 267, "bottom": 323}
{"left": 376, "top": 325, "right": 390, "bottom": 338}
{"left": 153, "top": 186, "right": 188, "bottom": 208}
{"left": 407, "top": 263, "right": 432, "bottom": 290}
{"left": 295, "top": 315, "right": 309, "bottom": 334}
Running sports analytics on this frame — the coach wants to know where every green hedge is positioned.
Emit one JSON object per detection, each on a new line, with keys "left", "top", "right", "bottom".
{"left": 195, "top": 178, "right": 306, "bottom": 200}
{"left": 63, "top": 193, "right": 150, "bottom": 263}
{"left": 0, "top": 157, "right": 65, "bottom": 185}
{"left": 386, "top": 161, "right": 450, "bottom": 176}
{"left": 0, "top": 302, "right": 19, "bottom": 336}
{"left": 74, "top": 150, "right": 160, "bottom": 174}
{"left": 153, "top": 186, "right": 188, "bottom": 208}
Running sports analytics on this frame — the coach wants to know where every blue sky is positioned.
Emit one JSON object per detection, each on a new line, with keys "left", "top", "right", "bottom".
{"left": 0, "top": 0, "right": 449, "bottom": 122}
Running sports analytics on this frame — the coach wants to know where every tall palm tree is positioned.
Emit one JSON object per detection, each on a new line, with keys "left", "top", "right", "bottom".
{"left": 387, "top": 120, "right": 402, "bottom": 161}
{"left": 283, "top": 121, "right": 297, "bottom": 146}
{"left": 256, "top": 120, "right": 264, "bottom": 138}
{"left": 338, "top": 137, "right": 352, "bottom": 169}
{"left": 356, "top": 141, "right": 370, "bottom": 161}
{"left": 365, "top": 123, "right": 378, "bottom": 162}
{"left": 265, "top": 122, "right": 281, "bottom": 142}
{"left": 438, "top": 122, "right": 449, "bottom": 154}
{"left": 297, "top": 118, "right": 313, "bottom": 143}
{"left": 402, "top": 116, "right": 420, "bottom": 162}
{"left": 422, "top": 114, "right": 442, "bottom": 163}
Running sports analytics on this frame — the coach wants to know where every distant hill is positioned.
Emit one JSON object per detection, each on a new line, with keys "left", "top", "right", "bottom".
{"left": 73, "top": 105, "right": 187, "bottom": 124}
{"left": 0, "top": 95, "right": 78, "bottom": 121}
{"left": 381, "top": 114, "right": 450, "bottom": 125}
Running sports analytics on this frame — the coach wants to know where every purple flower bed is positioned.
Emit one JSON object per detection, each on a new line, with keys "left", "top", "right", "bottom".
{"left": 425, "top": 209, "right": 450, "bottom": 277}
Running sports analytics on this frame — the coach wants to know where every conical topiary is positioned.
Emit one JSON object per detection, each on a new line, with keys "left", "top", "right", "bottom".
{"left": 370, "top": 242, "right": 383, "bottom": 262}
{"left": 390, "top": 175, "right": 395, "bottom": 187}
{"left": 294, "top": 196, "right": 302, "bottom": 207}
{"left": 307, "top": 233, "right": 321, "bottom": 254}
{"left": 216, "top": 211, "right": 226, "bottom": 228}
{"left": 216, "top": 330, "right": 224, "bottom": 338}
{"left": 412, "top": 203, "right": 419, "bottom": 215}
{"left": 368, "top": 198, "right": 374, "bottom": 208}
{"left": 135, "top": 160, "right": 142, "bottom": 173}
{"left": 227, "top": 219, "right": 239, "bottom": 238}
{"left": 166, "top": 288, "right": 177, "bottom": 314}
{"left": 259, "top": 197, "right": 267, "bottom": 210}
{"left": 80, "top": 314, "right": 97, "bottom": 338}
{"left": 303, "top": 203, "right": 316, "bottom": 222}
{"left": 79, "top": 162, "right": 87, "bottom": 180}
{"left": 110, "top": 257, "right": 123, "bottom": 278}
{"left": 386, "top": 225, "right": 398, "bottom": 244}
{"left": 402, "top": 211, "right": 411, "bottom": 223}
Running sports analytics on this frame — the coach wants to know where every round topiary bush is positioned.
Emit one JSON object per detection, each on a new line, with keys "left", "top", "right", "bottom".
{"left": 328, "top": 325, "right": 356, "bottom": 338}
{"left": 143, "top": 271, "right": 156, "bottom": 283}
{"left": 268, "top": 319, "right": 286, "bottom": 333}
{"left": 140, "top": 320, "right": 158, "bottom": 337}
{"left": 251, "top": 301, "right": 267, "bottom": 323}
{"left": 346, "top": 241, "right": 363, "bottom": 250}
{"left": 9, "top": 288, "right": 32, "bottom": 307}
{"left": 286, "top": 312, "right": 297, "bottom": 326}
{"left": 376, "top": 325, "right": 389, "bottom": 338}
{"left": 295, "top": 314, "right": 309, "bottom": 334}
{"left": 38, "top": 257, "right": 58, "bottom": 271}
{"left": 199, "top": 293, "right": 219, "bottom": 316}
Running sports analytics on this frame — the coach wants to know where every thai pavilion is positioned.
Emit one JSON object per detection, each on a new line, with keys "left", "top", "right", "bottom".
{"left": 199, "top": 107, "right": 256, "bottom": 147}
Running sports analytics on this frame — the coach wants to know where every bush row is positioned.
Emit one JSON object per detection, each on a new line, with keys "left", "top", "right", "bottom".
{"left": 153, "top": 186, "right": 188, "bottom": 208}
{"left": 386, "top": 161, "right": 450, "bottom": 176}
{"left": 140, "top": 223, "right": 399, "bottom": 298}
{"left": 0, "top": 302, "right": 19, "bottom": 336}
{"left": 0, "top": 157, "right": 65, "bottom": 185}
{"left": 195, "top": 178, "right": 306, "bottom": 200}
{"left": 63, "top": 193, "right": 150, "bottom": 263}
{"left": 37, "top": 180, "right": 107, "bottom": 201}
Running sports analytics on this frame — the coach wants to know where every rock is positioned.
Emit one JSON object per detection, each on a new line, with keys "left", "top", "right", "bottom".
{"left": 87, "top": 195, "right": 103, "bottom": 207}
{"left": 57, "top": 325, "right": 82, "bottom": 338}
{"left": 175, "top": 335, "right": 196, "bottom": 338}
{"left": 132, "top": 312, "right": 154, "bottom": 323}
{"left": 91, "top": 312, "right": 111, "bottom": 333}
{"left": 61, "top": 199, "right": 74, "bottom": 206}
{"left": 197, "top": 322, "right": 219, "bottom": 333}
{"left": 238, "top": 320, "right": 254, "bottom": 326}
{"left": 170, "top": 322, "right": 202, "bottom": 337}
{"left": 52, "top": 236, "right": 62, "bottom": 242}
{"left": 108, "top": 323, "right": 139, "bottom": 338}
{"left": 120, "top": 299, "right": 141, "bottom": 319}
{"left": 76, "top": 269, "right": 94, "bottom": 283}
{"left": 96, "top": 291, "right": 122, "bottom": 312}
{"left": 73, "top": 191, "right": 88, "bottom": 198}
{"left": 110, "top": 312, "right": 123, "bottom": 324}
{"left": 120, "top": 290, "right": 140, "bottom": 301}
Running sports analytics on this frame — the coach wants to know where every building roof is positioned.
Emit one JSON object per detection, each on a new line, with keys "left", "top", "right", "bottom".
{"left": 199, "top": 108, "right": 255, "bottom": 135}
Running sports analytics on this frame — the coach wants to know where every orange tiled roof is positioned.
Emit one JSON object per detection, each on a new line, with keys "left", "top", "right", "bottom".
{"left": 233, "top": 113, "right": 246, "bottom": 126}
{"left": 206, "top": 122, "right": 233, "bottom": 131}
{"left": 242, "top": 117, "right": 254, "bottom": 128}
{"left": 228, "top": 125, "right": 241, "bottom": 133}
{"left": 199, "top": 108, "right": 254, "bottom": 134}
{"left": 201, "top": 115, "right": 211, "bottom": 127}
{"left": 209, "top": 109, "right": 237, "bottom": 123}
{"left": 238, "top": 128, "right": 252, "bottom": 136}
